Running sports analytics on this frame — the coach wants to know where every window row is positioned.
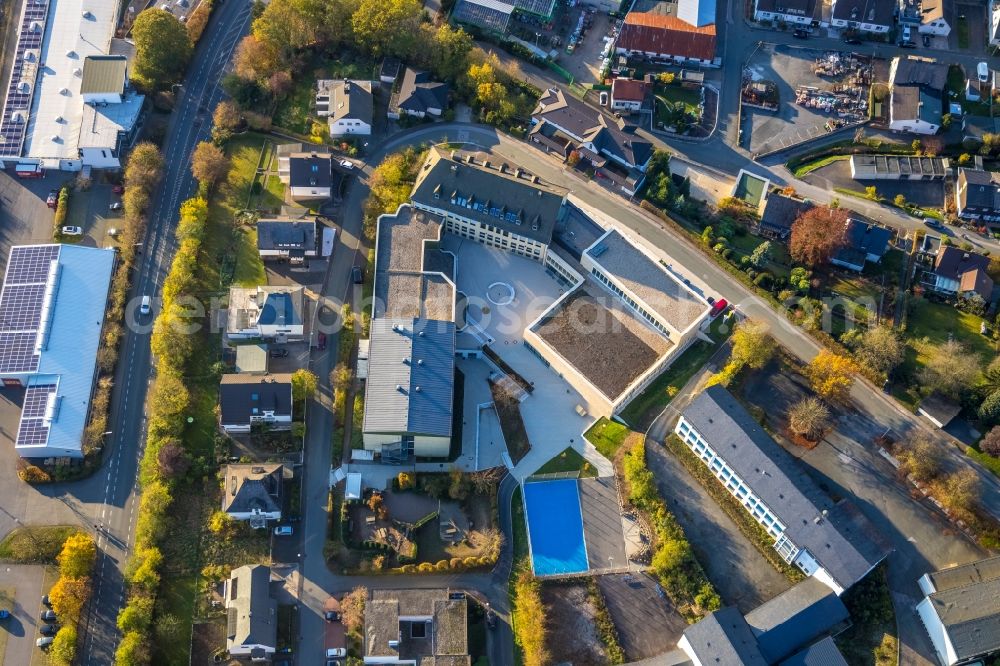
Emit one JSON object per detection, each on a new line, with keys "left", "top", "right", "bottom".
{"left": 589, "top": 268, "right": 670, "bottom": 336}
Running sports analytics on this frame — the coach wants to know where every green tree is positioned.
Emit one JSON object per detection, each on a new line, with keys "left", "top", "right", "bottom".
{"left": 116, "top": 595, "right": 155, "bottom": 633}
{"left": 190, "top": 141, "right": 229, "bottom": 190}
{"left": 351, "top": 0, "right": 423, "bottom": 57}
{"left": 131, "top": 9, "right": 192, "bottom": 91}
{"left": 750, "top": 241, "right": 772, "bottom": 267}
{"left": 114, "top": 630, "right": 150, "bottom": 666}
{"left": 918, "top": 339, "right": 979, "bottom": 398}
{"left": 730, "top": 319, "right": 775, "bottom": 371}
{"left": 429, "top": 23, "right": 473, "bottom": 81}
{"left": 865, "top": 185, "right": 878, "bottom": 200}
{"left": 48, "top": 624, "right": 77, "bottom": 665}
{"left": 854, "top": 325, "right": 904, "bottom": 376}
{"left": 958, "top": 153, "right": 971, "bottom": 165}
{"left": 291, "top": 369, "right": 318, "bottom": 402}
{"left": 979, "top": 390, "right": 1000, "bottom": 426}
{"left": 894, "top": 193, "right": 907, "bottom": 207}
{"left": 125, "top": 143, "right": 165, "bottom": 195}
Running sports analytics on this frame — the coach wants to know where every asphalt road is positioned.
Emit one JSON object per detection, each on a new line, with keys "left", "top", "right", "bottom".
{"left": 77, "top": 0, "right": 254, "bottom": 663}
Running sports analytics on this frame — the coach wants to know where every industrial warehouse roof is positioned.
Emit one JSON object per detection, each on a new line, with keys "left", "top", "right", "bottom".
{"left": 586, "top": 229, "right": 709, "bottom": 335}
{"left": 616, "top": 10, "right": 717, "bottom": 62}
{"left": 681, "top": 386, "right": 891, "bottom": 592}
{"left": 362, "top": 317, "right": 455, "bottom": 438}
{"left": 410, "top": 148, "right": 567, "bottom": 245}
{"left": 79, "top": 55, "right": 127, "bottom": 95}
{"left": 0, "top": 244, "right": 115, "bottom": 457}
{"left": 849, "top": 154, "right": 948, "bottom": 178}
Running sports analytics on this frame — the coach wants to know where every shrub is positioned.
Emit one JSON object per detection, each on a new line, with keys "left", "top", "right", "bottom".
{"left": 435, "top": 559, "right": 450, "bottom": 571}
{"left": 981, "top": 426, "right": 1000, "bottom": 458}
{"left": 397, "top": 472, "right": 415, "bottom": 490}
{"left": 449, "top": 558, "right": 463, "bottom": 569}
{"left": 753, "top": 272, "right": 773, "bottom": 289}
{"left": 17, "top": 461, "right": 51, "bottom": 483}
{"left": 417, "top": 562, "right": 435, "bottom": 572}
{"left": 53, "top": 187, "right": 70, "bottom": 231}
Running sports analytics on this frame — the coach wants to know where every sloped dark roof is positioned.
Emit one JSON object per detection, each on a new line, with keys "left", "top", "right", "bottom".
{"left": 891, "top": 57, "right": 949, "bottom": 90}
{"left": 960, "top": 168, "right": 1000, "bottom": 212}
{"left": 682, "top": 386, "right": 892, "bottom": 591}
{"left": 396, "top": 68, "right": 449, "bottom": 114}
{"left": 257, "top": 219, "right": 318, "bottom": 253}
{"left": 682, "top": 607, "right": 768, "bottom": 665}
{"left": 760, "top": 193, "right": 813, "bottom": 236}
{"left": 934, "top": 245, "right": 990, "bottom": 280}
{"left": 745, "top": 578, "right": 849, "bottom": 663}
{"left": 779, "top": 636, "right": 849, "bottom": 666}
{"left": 754, "top": 0, "right": 821, "bottom": 19}
{"left": 221, "top": 463, "right": 284, "bottom": 515}
{"left": 843, "top": 218, "right": 891, "bottom": 257}
{"left": 219, "top": 374, "right": 293, "bottom": 425}
{"left": 287, "top": 153, "right": 332, "bottom": 189}
{"left": 831, "top": 0, "right": 894, "bottom": 26}
{"left": 925, "top": 575, "right": 1000, "bottom": 660}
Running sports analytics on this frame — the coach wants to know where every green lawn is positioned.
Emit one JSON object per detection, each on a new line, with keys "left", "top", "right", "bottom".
{"left": 533, "top": 446, "right": 597, "bottom": 477}
{"left": 619, "top": 316, "right": 732, "bottom": 430}
{"left": 511, "top": 487, "right": 528, "bottom": 565}
{"left": 656, "top": 84, "right": 702, "bottom": 110}
{"left": 957, "top": 16, "right": 970, "bottom": 49}
{"left": 829, "top": 275, "right": 881, "bottom": 302}
{"left": 791, "top": 154, "right": 849, "bottom": 178}
{"left": 584, "top": 418, "right": 631, "bottom": 460}
{"left": 727, "top": 232, "right": 792, "bottom": 278}
{"left": 155, "top": 573, "right": 198, "bottom": 665}
{"left": 0, "top": 526, "right": 79, "bottom": 563}
{"left": 906, "top": 298, "right": 992, "bottom": 366}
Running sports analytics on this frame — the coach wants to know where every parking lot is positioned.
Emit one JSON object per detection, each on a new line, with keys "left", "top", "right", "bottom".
{"left": 743, "top": 45, "right": 871, "bottom": 155}
{"left": 597, "top": 572, "right": 687, "bottom": 660}
{"left": 804, "top": 158, "right": 945, "bottom": 208}
{"left": 0, "top": 565, "right": 50, "bottom": 666}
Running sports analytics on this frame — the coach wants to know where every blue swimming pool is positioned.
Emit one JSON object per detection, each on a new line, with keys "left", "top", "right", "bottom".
{"left": 522, "top": 479, "right": 589, "bottom": 576}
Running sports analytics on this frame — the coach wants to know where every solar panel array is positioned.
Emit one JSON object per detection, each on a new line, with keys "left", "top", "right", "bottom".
{"left": 0, "top": 0, "right": 50, "bottom": 157}
{"left": 15, "top": 382, "right": 56, "bottom": 448}
{"left": 0, "top": 244, "right": 60, "bottom": 373}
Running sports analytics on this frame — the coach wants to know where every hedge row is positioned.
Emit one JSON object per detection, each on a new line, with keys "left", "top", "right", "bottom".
{"left": 114, "top": 196, "right": 209, "bottom": 666}
{"left": 622, "top": 439, "right": 721, "bottom": 620}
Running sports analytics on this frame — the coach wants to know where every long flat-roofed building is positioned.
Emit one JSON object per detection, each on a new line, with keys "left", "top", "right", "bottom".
{"left": 0, "top": 0, "right": 144, "bottom": 171}
{"left": 0, "top": 244, "right": 116, "bottom": 458}
{"left": 676, "top": 385, "right": 892, "bottom": 595}
{"left": 850, "top": 154, "right": 949, "bottom": 180}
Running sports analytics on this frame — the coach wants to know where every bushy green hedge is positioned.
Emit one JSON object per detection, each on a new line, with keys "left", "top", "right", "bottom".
{"left": 622, "top": 440, "right": 721, "bottom": 619}
{"left": 53, "top": 187, "right": 70, "bottom": 231}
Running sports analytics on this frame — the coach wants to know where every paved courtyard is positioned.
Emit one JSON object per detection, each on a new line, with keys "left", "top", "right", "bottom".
{"left": 579, "top": 477, "right": 627, "bottom": 572}
{"left": 0, "top": 564, "right": 47, "bottom": 666}
{"left": 597, "top": 572, "right": 687, "bottom": 661}
{"left": 442, "top": 235, "right": 606, "bottom": 479}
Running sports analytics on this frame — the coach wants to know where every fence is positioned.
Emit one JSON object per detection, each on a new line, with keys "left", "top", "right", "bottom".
{"left": 526, "top": 470, "right": 580, "bottom": 481}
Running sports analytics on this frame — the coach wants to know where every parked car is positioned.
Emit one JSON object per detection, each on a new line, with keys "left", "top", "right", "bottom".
{"left": 269, "top": 348, "right": 289, "bottom": 358}
{"left": 39, "top": 623, "right": 57, "bottom": 636}
{"left": 40, "top": 610, "right": 56, "bottom": 622}
{"left": 41, "top": 595, "right": 50, "bottom": 607}
{"left": 901, "top": 25, "right": 911, "bottom": 43}
{"left": 923, "top": 217, "right": 943, "bottom": 229}
{"left": 792, "top": 28, "right": 809, "bottom": 38}
{"left": 326, "top": 648, "right": 347, "bottom": 658}
{"left": 978, "top": 61, "right": 989, "bottom": 83}
{"left": 36, "top": 637, "right": 54, "bottom": 648}
{"left": 922, "top": 34, "right": 930, "bottom": 47}
{"left": 109, "top": 202, "right": 122, "bottom": 211}
{"left": 352, "top": 266, "right": 363, "bottom": 284}
{"left": 46, "top": 190, "right": 58, "bottom": 208}
{"left": 61, "top": 226, "right": 83, "bottom": 236}
{"left": 273, "top": 525, "right": 293, "bottom": 536}
{"left": 140, "top": 295, "right": 152, "bottom": 315}
{"left": 842, "top": 36, "right": 861, "bottom": 45}
{"left": 314, "top": 332, "right": 327, "bottom": 351}
{"left": 0, "top": 609, "right": 9, "bottom": 619}
{"left": 485, "top": 609, "right": 496, "bottom": 630}
{"left": 710, "top": 298, "right": 729, "bottom": 318}
{"left": 324, "top": 610, "right": 341, "bottom": 622}
{"left": 339, "top": 159, "right": 354, "bottom": 170}
{"left": 112, "top": 184, "right": 125, "bottom": 194}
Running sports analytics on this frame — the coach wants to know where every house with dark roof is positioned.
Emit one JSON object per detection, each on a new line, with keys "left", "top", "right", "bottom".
{"left": 676, "top": 385, "right": 892, "bottom": 595}
{"left": 610, "top": 77, "right": 650, "bottom": 113}
{"left": 389, "top": 68, "right": 449, "bottom": 120}
{"left": 219, "top": 374, "right": 293, "bottom": 433}
{"left": 916, "top": 555, "right": 1000, "bottom": 665}
{"left": 679, "top": 578, "right": 851, "bottom": 665}
{"left": 256, "top": 218, "right": 319, "bottom": 261}
{"left": 615, "top": 1, "right": 719, "bottom": 67}
{"left": 889, "top": 57, "right": 948, "bottom": 135}
{"left": 277, "top": 150, "right": 332, "bottom": 201}
{"left": 225, "top": 565, "right": 277, "bottom": 661}
{"left": 531, "top": 87, "right": 654, "bottom": 193}
{"left": 956, "top": 168, "right": 1000, "bottom": 222}
{"left": 221, "top": 463, "right": 290, "bottom": 526}
{"left": 317, "top": 79, "right": 373, "bottom": 137}
{"left": 364, "top": 589, "right": 470, "bottom": 665}
{"left": 830, "top": 0, "right": 894, "bottom": 33}
{"left": 758, "top": 192, "right": 813, "bottom": 239}
{"left": 753, "top": 0, "right": 825, "bottom": 27}
{"left": 920, "top": 245, "right": 994, "bottom": 301}
{"left": 831, "top": 218, "right": 892, "bottom": 272}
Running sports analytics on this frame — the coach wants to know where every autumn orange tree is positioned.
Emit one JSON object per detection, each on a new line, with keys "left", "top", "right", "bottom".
{"left": 57, "top": 532, "right": 97, "bottom": 579}
{"left": 805, "top": 350, "right": 858, "bottom": 403}
{"left": 190, "top": 141, "right": 230, "bottom": 192}
{"left": 789, "top": 206, "right": 848, "bottom": 266}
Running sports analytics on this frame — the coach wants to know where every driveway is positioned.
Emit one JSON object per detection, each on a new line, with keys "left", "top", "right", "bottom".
{"left": 0, "top": 171, "right": 63, "bottom": 264}
{"left": 738, "top": 367, "right": 986, "bottom": 665}
{"left": 0, "top": 565, "right": 46, "bottom": 666}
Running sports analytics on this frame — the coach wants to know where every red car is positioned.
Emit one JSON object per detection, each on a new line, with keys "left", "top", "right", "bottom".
{"left": 709, "top": 299, "right": 729, "bottom": 318}
{"left": 112, "top": 184, "right": 124, "bottom": 194}
{"left": 46, "top": 190, "right": 58, "bottom": 208}
{"left": 314, "top": 332, "right": 327, "bottom": 351}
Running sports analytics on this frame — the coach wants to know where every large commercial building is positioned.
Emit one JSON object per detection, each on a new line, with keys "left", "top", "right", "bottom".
{"left": 676, "top": 385, "right": 891, "bottom": 595}
{"left": 0, "top": 244, "right": 115, "bottom": 458}
{"left": 0, "top": 0, "right": 144, "bottom": 172}
{"left": 916, "top": 555, "right": 1000, "bottom": 665}
{"left": 615, "top": 1, "right": 719, "bottom": 67}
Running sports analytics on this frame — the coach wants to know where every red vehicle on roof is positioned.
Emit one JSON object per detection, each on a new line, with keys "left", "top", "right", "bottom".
{"left": 709, "top": 299, "right": 729, "bottom": 318}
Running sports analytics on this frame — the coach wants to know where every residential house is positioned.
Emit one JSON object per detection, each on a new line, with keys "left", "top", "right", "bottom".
{"left": 227, "top": 286, "right": 306, "bottom": 341}
{"left": 960, "top": 115, "right": 1000, "bottom": 144}
{"left": 956, "top": 168, "right": 1000, "bottom": 222}
{"left": 753, "top": 0, "right": 825, "bottom": 27}
{"left": 530, "top": 87, "right": 654, "bottom": 193}
{"left": 277, "top": 149, "right": 332, "bottom": 201}
{"left": 317, "top": 79, "right": 373, "bottom": 137}
{"left": 758, "top": 192, "right": 813, "bottom": 239}
{"left": 677, "top": 0, "right": 716, "bottom": 28}
{"left": 221, "top": 463, "right": 290, "bottom": 527}
{"left": 679, "top": 578, "right": 852, "bottom": 665}
{"left": 849, "top": 154, "right": 949, "bottom": 180}
{"left": 899, "top": 0, "right": 949, "bottom": 34}
{"left": 675, "top": 385, "right": 892, "bottom": 595}
{"left": 256, "top": 219, "right": 319, "bottom": 262}
{"left": 224, "top": 565, "right": 277, "bottom": 661}
{"left": 888, "top": 57, "right": 948, "bottom": 135}
{"left": 916, "top": 555, "right": 1000, "bottom": 665}
{"left": 831, "top": 218, "right": 892, "bottom": 272}
{"left": 610, "top": 77, "right": 650, "bottom": 113}
{"left": 920, "top": 245, "right": 994, "bottom": 301}
{"left": 364, "top": 589, "right": 470, "bottom": 665}
{"left": 389, "top": 68, "right": 449, "bottom": 119}
{"left": 830, "top": 0, "right": 894, "bottom": 32}
{"left": 379, "top": 58, "right": 401, "bottom": 85}
{"left": 615, "top": 1, "right": 719, "bottom": 67}
{"left": 219, "top": 374, "right": 293, "bottom": 434}
{"left": 918, "top": 392, "right": 962, "bottom": 428}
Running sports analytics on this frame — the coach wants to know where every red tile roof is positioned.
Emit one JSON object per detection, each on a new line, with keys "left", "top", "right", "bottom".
{"left": 611, "top": 78, "right": 649, "bottom": 102}
{"left": 617, "top": 12, "right": 716, "bottom": 62}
